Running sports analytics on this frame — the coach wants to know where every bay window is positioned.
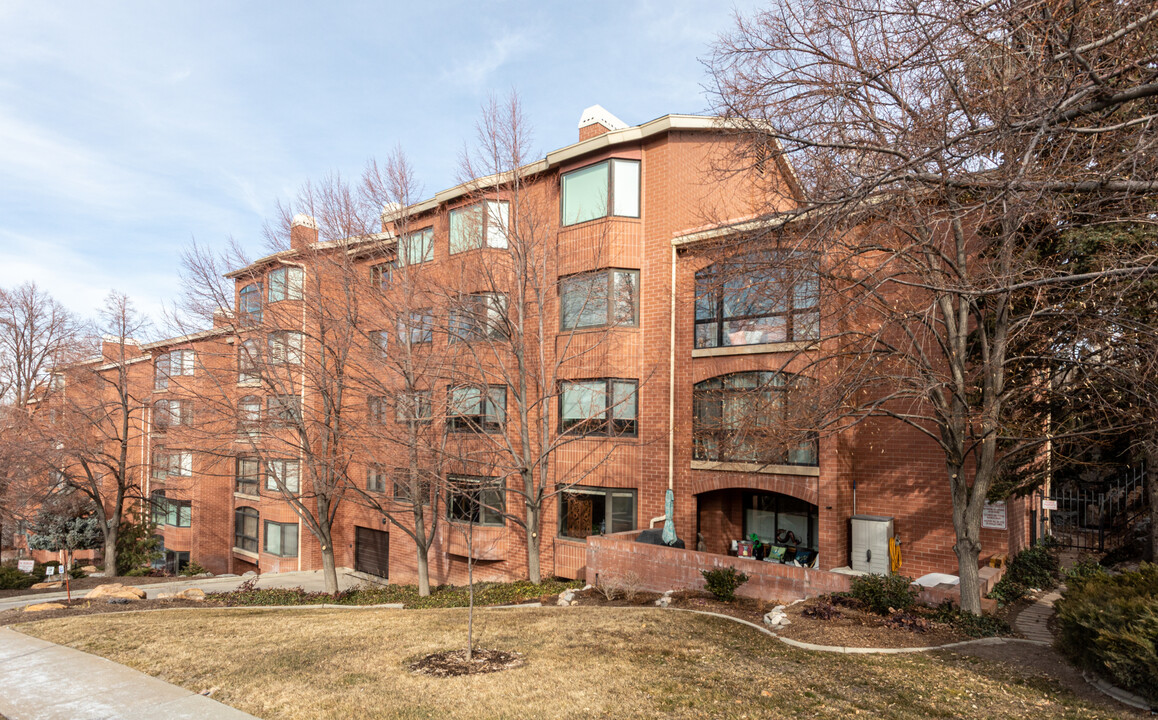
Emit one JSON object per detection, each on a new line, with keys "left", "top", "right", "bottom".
{"left": 449, "top": 200, "right": 509, "bottom": 254}
{"left": 561, "top": 158, "right": 640, "bottom": 226}
{"left": 695, "top": 253, "right": 819, "bottom": 348}
{"left": 268, "top": 267, "right": 303, "bottom": 303}
{"left": 447, "top": 475, "right": 504, "bottom": 525}
{"left": 692, "top": 371, "right": 818, "bottom": 466}
{"left": 559, "top": 269, "right": 638, "bottom": 330}
{"left": 234, "top": 507, "right": 259, "bottom": 552}
{"left": 560, "top": 379, "right": 637, "bottom": 436}
{"left": 558, "top": 487, "right": 636, "bottom": 539}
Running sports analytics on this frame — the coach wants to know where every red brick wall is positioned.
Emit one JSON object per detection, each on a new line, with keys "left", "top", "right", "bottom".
{"left": 587, "top": 531, "right": 852, "bottom": 602}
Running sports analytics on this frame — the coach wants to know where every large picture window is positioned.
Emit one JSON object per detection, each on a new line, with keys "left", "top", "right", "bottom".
{"left": 153, "top": 399, "right": 192, "bottom": 432}
{"left": 561, "top": 159, "right": 640, "bottom": 226}
{"left": 238, "top": 340, "right": 261, "bottom": 384}
{"left": 450, "top": 293, "right": 507, "bottom": 342}
{"left": 695, "top": 253, "right": 819, "bottom": 348}
{"left": 267, "top": 395, "right": 301, "bottom": 427}
{"left": 560, "top": 269, "right": 638, "bottom": 330}
{"left": 152, "top": 448, "right": 192, "bottom": 480}
{"left": 395, "top": 390, "right": 432, "bottom": 424}
{"left": 448, "top": 386, "right": 506, "bottom": 433}
{"left": 692, "top": 371, "right": 818, "bottom": 466}
{"left": 236, "top": 457, "right": 259, "bottom": 495}
{"left": 449, "top": 200, "right": 509, "bottom": 254}
{"left": 264, "top": 520, "right": 299, "bottom": 557}
{"left": 447, "top": 475, "right": 504, "bottom": 525}
{"left": 558, "top": 486, "right": 636, "bottom": 539}
{"left": 267, "top": 267, "right": 303, "bottom": 303}
{"left": 559, "top": 379, "right": 637, "bottom": 436}
{"left": 268, "top": 331, "right": 304, "bottom": 365}
{"left": 235, "top": 507, "right": 259, "bottom": 552}
{"left": 400, "top": 227, "right": 434, "bottom": 265}
{"left": 266, "top": 459, "right": 301, "bottom": 493}
{"left": 239, "top": 282, "right": 262, "bottom": 325}
{"left": 152, "top": 491, "right": 191, "bottom": 527}
{"left": 154, "top": 350, "right": 194, "bottom": 390}
{"left": 398, "top": 309, "right": 433, "bottom": 345}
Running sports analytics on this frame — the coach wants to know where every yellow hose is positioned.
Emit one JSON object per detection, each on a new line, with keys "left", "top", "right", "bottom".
{"left": 888, "top": 536, "right": 903, "bottom": 574}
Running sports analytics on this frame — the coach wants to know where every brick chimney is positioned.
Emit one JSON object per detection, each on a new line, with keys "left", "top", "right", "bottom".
{"left": 290, "top": 214, "right": 318, "bottom": 250}
{"left": 578, "top": 104, "right": 627, "bottom": 141}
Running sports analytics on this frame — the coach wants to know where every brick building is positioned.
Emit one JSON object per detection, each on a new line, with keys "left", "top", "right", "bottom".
{"left": 50, "top": 106, "right": 1030, "bottom": 593}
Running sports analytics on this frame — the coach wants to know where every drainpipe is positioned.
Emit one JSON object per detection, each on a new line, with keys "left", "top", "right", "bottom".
{"left": 650, "top": 245, "right": 678, "bottom": 528}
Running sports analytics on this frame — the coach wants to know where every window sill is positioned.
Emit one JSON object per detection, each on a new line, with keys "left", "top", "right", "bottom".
{"left": 690, "top": 460, "right": 820, "bottom": 477}
{"left": 237, "top": 380, "right": 262, "bottom": 388}
{"left": 234, "top": 492, "right": 261, "bottom": 502}
{"left": 560, "top": 215, "right": 641, "bottom": 231}
{"left": 232, "top": 547, "right": 259, "bottom": 560}
{"left": 692, "top": 340, "right": 815, "bottom": 358}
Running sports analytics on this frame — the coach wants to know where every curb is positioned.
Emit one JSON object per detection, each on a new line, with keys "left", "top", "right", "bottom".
{"left": 1081, "top": 671, "right": 1155, "bottom": 713}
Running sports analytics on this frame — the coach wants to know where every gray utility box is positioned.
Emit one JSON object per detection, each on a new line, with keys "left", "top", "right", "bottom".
{"left": 851, "top": 515, "right": 894, "bottom": 575}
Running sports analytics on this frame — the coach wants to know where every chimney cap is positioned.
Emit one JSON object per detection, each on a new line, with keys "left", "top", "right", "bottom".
{"left": 578, "top": 105, "right": 627, "bottom": 132}
{"left": 291, "top": 214, "right": 318, "bottom": 229}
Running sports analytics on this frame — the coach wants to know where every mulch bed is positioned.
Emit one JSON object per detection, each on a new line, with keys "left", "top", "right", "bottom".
{"left": 776, "top": 595, "right": 979, "bottom": 648}
{"left": 409, "top": 648, "right": 524, "bottom": 677}
{"left": 0, "top": 597, "right": 210, "bottom": 626}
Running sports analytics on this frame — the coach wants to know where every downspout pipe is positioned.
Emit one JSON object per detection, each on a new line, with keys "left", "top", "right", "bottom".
{"left": 650, "top": 245, "right": 679, "bottom": 529}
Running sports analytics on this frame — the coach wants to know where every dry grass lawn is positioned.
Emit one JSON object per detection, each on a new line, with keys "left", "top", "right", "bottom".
{"left": 18, "top": 607, "right": 1126, "bottom": 720}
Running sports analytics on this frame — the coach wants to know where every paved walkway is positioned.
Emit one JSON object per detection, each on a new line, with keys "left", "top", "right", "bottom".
{"left": 1012, "top": 586, "right": 1064, "bottom": 644}
{"left": 0, "top": 627, "right": 259, "bottom": 720}
{"left": 0, "top": 569, "right": 361, "bottom": 613}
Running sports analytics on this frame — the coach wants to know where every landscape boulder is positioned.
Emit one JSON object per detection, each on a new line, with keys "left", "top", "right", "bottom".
{"left": 30, "top": 581, "right": 63, "bottom": 590}
{"left": 86, "top": 583, "right": 147, "bottom": 601}
{"left": 157, "top": 588, "right": 206, "bottom": 602}
{"left": 23, "top": 603, "right": 65, "bottom": 612}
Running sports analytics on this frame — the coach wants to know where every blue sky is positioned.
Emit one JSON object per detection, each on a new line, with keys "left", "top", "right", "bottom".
{"left": 0, "top": 1, "right": 760, "bottom": 327}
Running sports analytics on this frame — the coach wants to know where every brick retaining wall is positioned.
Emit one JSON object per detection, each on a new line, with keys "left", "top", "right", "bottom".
{"left": 587, "top": 531, "right": 853, "bottom": 602}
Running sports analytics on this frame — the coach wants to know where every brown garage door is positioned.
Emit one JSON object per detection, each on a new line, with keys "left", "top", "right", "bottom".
{"left": 354, "top": 526, "right": 389, "bottom": 578}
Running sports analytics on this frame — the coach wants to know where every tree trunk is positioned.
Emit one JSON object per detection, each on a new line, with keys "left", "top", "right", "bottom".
{"left": 103, "top": 523, "right": 118, "bottom": 576}
{"left": 467, "top": 522, "right": 474, "bottom": 661}
{"left": 949, "top": 463, "right": 987, "bottom": 615}
{"left": 416, "top": 542, "right": 430, "bottom": 597}
{"left": 526, "top": 503, "right": 541, "bottom": 585}
{"left": 320, "top": 538, "right": 338, "bottom": 594}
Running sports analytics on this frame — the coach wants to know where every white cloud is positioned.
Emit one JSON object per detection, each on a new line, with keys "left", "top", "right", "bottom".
{"left": 442, "top": 29, "right": 536, "bottom": 90}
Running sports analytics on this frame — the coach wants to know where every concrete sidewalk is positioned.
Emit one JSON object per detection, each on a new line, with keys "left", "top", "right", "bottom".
{"left": 0, "top": 627, "right": 259, "bottom": 720}
{"left": 0, "top": 569, "right": 362, "bottom": 613}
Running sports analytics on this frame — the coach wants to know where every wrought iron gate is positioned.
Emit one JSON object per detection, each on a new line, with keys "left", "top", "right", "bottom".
{"left": 1038, "top": 465, "right": 1148, "bottom": 553}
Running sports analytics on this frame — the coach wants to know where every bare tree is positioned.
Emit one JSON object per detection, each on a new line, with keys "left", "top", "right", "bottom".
{"left": 348, "top": 150, "right": 455, "bottom": 596}
{"left": 0, "top": 282, "right": 81, "bottom": 406}
{"left": 441, "top": 95, "right": 652, "bottom": 584}
{"left": 178, "top": 178, "right": 379, "bottom": 594}
{"left": 45, "top": 292, "right": 152, "bottom": 574}
{"left": 707, "top": 0, "right": 1158, "bottom": 612}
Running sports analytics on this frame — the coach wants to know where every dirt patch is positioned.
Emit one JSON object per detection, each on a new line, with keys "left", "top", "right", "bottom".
{"left": 775, "top": 595, "right": 979, "bottom": 648}
{"left": 409, "top": 648, "right": 524, "bottom": 677}
{"left": 0, "top": 574, "right": 183, "bottom": 599}
{"left": 0, "top": 597, "right": 209, "bottom": 625}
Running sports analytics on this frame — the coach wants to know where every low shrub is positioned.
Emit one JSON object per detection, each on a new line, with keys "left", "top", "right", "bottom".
{"left": 850, "top": 573, "right": 917, "bottom": 615}
{"left": 988, "top": 542, "right": 1059, "bottom": 605}
{"left": 1055, "top": 563, "right": 1158, "bottom": 704}
{"left": 0, "top": 565, "right": 43, "bottom": 590}
{"left": 700, "top": 567, "right": 749, "bottom": 602}
{"left": 1063, "top": 558, "right": 1106, "bottom": 584}
{"left": 179, "top": 560, "right": 211, "bottom": 577}
{"left": 931, "top": 601, "right": 1011, "bottom": 638}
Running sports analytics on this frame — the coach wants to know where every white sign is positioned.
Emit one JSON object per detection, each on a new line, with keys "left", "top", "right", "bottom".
{"left": 982, "top": 501, "right": 1007, "bottom": 530}
{"left": 44, "top": 566, "right": 55, "bottom": 576}
{"left": 17, "top": 559, "right": 34, "bottom": 573}
{"left": 1042, "top": 499, "right": 1058, "bottom": 511}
